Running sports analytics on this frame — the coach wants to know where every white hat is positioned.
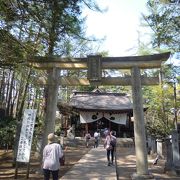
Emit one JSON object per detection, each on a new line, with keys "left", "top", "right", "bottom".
{"left": 47, "top": 133, "right": 56, "bottom": 143}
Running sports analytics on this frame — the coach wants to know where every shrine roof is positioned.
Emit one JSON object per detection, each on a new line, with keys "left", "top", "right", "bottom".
{"left": 69, "top": 91, "right": 133, "bottom": 111}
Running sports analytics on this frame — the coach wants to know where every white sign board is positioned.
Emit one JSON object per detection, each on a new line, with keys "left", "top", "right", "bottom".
{"left": 16, "top": 109, "right": 37, "bottom": 162}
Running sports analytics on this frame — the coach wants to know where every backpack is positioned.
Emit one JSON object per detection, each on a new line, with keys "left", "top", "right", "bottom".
{"left": 110, "top": 137, "right": 116, "bottom": 147}
{"left": 86, "top": 134, "right": 91, "bottom": 139}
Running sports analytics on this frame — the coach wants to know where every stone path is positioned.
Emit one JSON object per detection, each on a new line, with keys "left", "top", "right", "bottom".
{"left": 61, "top": 144, "right": 117, "bottom": 180}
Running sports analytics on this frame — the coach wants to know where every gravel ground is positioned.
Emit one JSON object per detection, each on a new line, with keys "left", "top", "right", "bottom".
{"left": 0, "top": 138, "right": 91, "bottom": 180}
{"left": 115, "top": 139, "right": 180, "bottom": 180}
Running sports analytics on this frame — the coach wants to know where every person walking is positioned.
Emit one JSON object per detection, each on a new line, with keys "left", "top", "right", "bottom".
{"left": 104, "top": 130, "right": 116, "bottom": 166}
{"left": 93, "top": 130, "right": 100, "bottom": 148}
{"left": 85, "top": 132, "right": 91, "bottom": 148}
{"left": 42, "top": 133, "right": 63, "bottom": 180}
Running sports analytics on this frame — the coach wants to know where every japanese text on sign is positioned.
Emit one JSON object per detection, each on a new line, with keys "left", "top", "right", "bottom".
{"left": 16, "top": 109, "right": 37, "bottom": 162}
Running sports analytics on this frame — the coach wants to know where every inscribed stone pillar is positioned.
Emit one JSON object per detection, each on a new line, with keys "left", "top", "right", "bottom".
{"left": 171, "top": 130, "right": 180, "bottom": 175}
{"left": 172, "top": 130, "right": 180, "bottom": 163}
{"left": 156, "top": 139, "right": 164, "bottom": 158}
{"left": 164, "top": 138, "right": 173, "bottom": 172}
{"left": 131, "top": 66, "right": 153, "bottom": 179}
{"left": 151, "top": 137, "right": 157, "bottom": 154}
{"left": 147, "top": 136, "right": 151, "bottom": 154}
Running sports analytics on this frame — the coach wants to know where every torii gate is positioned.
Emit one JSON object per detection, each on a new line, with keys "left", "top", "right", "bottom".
{"left": 28, "top": 52, "right": 170, "bottom": 179}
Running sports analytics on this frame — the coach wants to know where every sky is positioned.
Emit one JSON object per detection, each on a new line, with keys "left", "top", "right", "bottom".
{"left": 83, "top": 0, "right": 149, "bottom": 57}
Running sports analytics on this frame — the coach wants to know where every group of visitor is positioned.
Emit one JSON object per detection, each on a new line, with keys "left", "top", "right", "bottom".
{"left": 84, "top": 129, "right": 116, "bottom": 166}
{"left": 85, "top": 130, "right": 101, "bottom": 148}
{"left": 42, "top": 129, "right": 116, "bottom": 180}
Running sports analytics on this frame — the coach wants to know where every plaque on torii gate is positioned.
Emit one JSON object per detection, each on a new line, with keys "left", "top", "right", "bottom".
{"left": 87, "top": 55, "right": 102, "bottom": 85}
{"left": 28, "top": 52, "right": 170, "bottom": 179}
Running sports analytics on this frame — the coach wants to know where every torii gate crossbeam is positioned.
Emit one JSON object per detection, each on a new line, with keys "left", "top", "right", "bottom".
{"left": 29, "top": 52, "right": 169, "bottom": 69}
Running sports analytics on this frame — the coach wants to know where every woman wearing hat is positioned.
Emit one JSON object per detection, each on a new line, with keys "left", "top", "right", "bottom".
{"left": 42, "top": 133, "right": 63, "bottom": 180}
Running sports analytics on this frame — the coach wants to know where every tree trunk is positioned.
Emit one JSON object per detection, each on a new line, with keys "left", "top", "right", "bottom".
{"left": 10, "top": 84, "right": 19, "bottom": 117}
{"left": 0, "top": 68, "right": 5, "bottom": 102}
{"left": 17, "top": 68, "right": 32, "bottom": 120}
{"left": 5, "top": 69, "right": 11, "bottom": 103}
{"left": 15, "top": 75, "right": 24, "bottom": 116}
{"left": 7, "top": 70, "right": 15, "bottom": 116}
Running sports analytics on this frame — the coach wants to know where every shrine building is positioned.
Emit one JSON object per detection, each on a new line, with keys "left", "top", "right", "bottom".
{"left": 58, "top": 88, "right": 144, "bottom": 138}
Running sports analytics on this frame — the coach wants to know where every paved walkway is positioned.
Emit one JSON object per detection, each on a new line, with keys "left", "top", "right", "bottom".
{"left": 61, "top": 144, "right": 117, "bottom": 180}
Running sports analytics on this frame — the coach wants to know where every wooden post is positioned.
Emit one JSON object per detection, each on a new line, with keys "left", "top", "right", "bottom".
{"left": 85, "top": 123, "right": 88, "bottom": 132}
{"left": 14, "top": 162, "right": 30, "bottom": 179}
{"left": 109, "top": 120, "right": 111, "bottom": 130}
{"left": 14, "top": 161, "right": 18, "bottom": 179}
{"left": 131, "top": 66, "right": 154, "bottom": 179}
{"left": 26, "top": 162, "right": 30, "bottom": 179}
{"left": 118, "top": 124, "right": 121, "bottom": 137}
{"left": 65, "top": 116, "right": 68, "bottom": 137}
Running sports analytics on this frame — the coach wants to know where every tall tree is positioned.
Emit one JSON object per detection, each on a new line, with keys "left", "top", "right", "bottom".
{"left": 142, "top": 0, "right": 180, "bottom": 52}
{"left": 0, "top": 0, "right": 102, "bottom": 159}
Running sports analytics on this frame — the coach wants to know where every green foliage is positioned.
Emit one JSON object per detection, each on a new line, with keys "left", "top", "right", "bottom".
{"left": 146, "top": 112, "right": 173, "bottom": 139}
{"left": 163, "top": 64, "right": 180, "bottom": 83}
{"left": 0, "top": 30, "right": 26, "bottom": 65}
{"left": 0, "top": 116, "right": 17, "bottom": 148}
{"left": 0, "top": 0, "right": 102, "bottom": 60}
{"left": 143, "top": 64, "right": 180, "bottom": 138}
{"left": 143, "top": 84, "right": 173, "bottom": 137}
{"left": 77, "top": 86, "right": 96, "bottom": 92}
{"left": 143, "top": 0, "right": 180, "bottom": 51}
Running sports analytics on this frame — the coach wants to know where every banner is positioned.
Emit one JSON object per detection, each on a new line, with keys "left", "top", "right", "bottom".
{"left": 80, "top": 111, "right": 127, "bottom": 125}
{"left": 16, "top": 109, "right": 37, "bottom": 162}
{"left": 80, "top": 111, "right": 103, "bottom": 123}
{"left": 104, "top": 112, "right": 127, "bottom": 125}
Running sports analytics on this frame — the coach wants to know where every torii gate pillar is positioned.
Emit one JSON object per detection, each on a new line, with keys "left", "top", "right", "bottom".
{"left": 131, "top": 66, "right": 154, "bottom": 179}
{"left": 41, "top": 68, "right": 60, "bottom": 150}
